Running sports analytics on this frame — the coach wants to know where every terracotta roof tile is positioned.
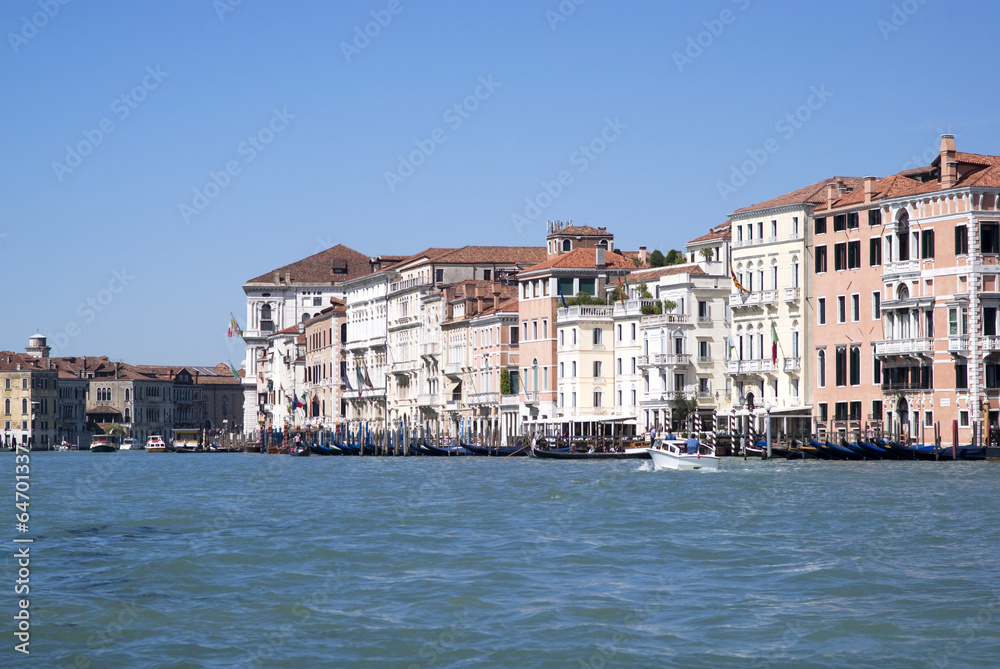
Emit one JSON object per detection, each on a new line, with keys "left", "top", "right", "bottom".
{"left": 732, "top": 176, "right": 866, "bottom": 215}
{"left": 688, "top": 222, "right": 731, "bottom": 244}
{"left": 247, "top": 243, "right": 373, "bottom": 285}
{"left": 547, "top": 225, "right": 613, "bottom": 238}
{"left": 627, "top": 264, "right": 706, "bottom": 281}
{"left": 521, "top": 248, "right": 646, "bottom": 273}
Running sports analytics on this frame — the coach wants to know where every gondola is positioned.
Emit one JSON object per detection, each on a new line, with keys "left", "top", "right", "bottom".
{"left": 334, "top": 442, "right": 360, "bottom": 455}
{"left": 855, "top": 440, "right": 891, "bottom": 459}
{"left": 309, "top": 444, "right": 341, "bottom": 456}
{"left": 290, "top": 445, "right": 310, "bottom": 456}
{"left": 463, "top": 443, "right": 530, "bottom": 457}
{"left": 419, "top": 442, "right": 469, "bottom": 456}
{"left": 531, "top": 446, "right": 650, "bottom": 460}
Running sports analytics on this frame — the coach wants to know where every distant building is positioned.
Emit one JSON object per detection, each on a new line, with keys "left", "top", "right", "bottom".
{"left": 303, "top": 300, "right": 347, "bottom": 430}
{"left": 0, "top": 351, "right": 58, "bottom": 449}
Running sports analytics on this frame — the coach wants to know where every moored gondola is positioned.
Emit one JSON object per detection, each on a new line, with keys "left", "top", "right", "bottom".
{"left": 531, "top": 446, "right": 649, "bottom": 460}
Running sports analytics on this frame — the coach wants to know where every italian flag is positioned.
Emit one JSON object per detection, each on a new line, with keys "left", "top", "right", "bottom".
{"left": 771, "top": 321, "right": 779, "bottom": 364}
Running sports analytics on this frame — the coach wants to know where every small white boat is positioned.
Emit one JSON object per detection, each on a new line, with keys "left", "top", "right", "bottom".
{"left": 145, "top": 435, "right": 167, "bottom": 453}
{"left": 90, "top": 435, "right": 120, "bottom": 453}
{"left": 120, "top": 438, "right": 137, "bottom": 451}
{"left": 647, "top": 439, "right": 720, "bottom": 471}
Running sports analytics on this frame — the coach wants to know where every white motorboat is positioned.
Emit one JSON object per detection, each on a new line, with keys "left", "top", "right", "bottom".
{"left": 647, "top": 439, "right": 720, "bottom": 471}
{"left": 90, "top": 435, "right": 120, "bottom": 453}
{"left": 145, "top": 435, "right": 167, "bottom": 453}
{"left": 120, "top": 437, "right": 137, "bottom": 451}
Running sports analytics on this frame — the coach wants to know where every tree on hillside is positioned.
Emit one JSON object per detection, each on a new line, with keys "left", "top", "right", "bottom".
{"left": 648, "top": 250, "right": 665, "bottom": 267}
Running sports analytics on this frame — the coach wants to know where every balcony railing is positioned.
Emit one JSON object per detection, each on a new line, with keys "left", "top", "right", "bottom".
{"left": 557, "top": 305, "right": 614, "bottom": 320}
{"left": 697, "top": 355, "right": 711, "bottom": 364}
{"left": 948, "top": 336, "right": 969, "bottom": 353}
{"left": 523, "top": 391, "right": 539, "bottom": 404}
{"left": 445, "top": 400, "right": 461, "bottom": 411}
{"left": 884, "top": 259, "right": 920, "bottom": 275}
{"left": 388, "top": 277, "right": 432, "bottom": 294}
{"left": 390, "top": 360, "right": 420, "bottom": 375}
{"left": 784, "top": 287, "right": 801, "bottom": 302}
{"left": 639, "top": 353, "right": 691, "bottom": 367}
{"left": 697, "top": 390, "right": 712, "bottom": 399}
{"left": 348, "top": 387, "right": 386, "bottom": 399}
{"left": 874, "top": 338, "right": 933, "bottom": 356}
{"left": 783, "top": 357, "right": 801, "bottom": 372}
{"left": 420, "top": 342, "right": 440, "bottom": 357}
{"left": 417, "top": 393, "right": 442, "bottom": 407}
{"left": 983, "top": 337, "right": 1000, "bottom": 352}
{"left": 444, "top": 361, "right": 465, "bottom": 376}
{"left": 640, "top": 313, "right": 690, "bottom": 326}
{"left": 613, "top": 299, "right": 658, "bottom": 316}
{"left": 592, "top": 343, "right": 606, "bottom": 351}
{"left": 696, "top": 315, "right": 712, "bottom": 323}
{"left": 500, "top": 394, "right": 520, "bottom": 407}
{"left": 727, "top": 359, "right": 775, "bottom": 375}
{"left": 468, "top": 392, "right": 499, "bottom": 406}
{"left": 760, "top": 290, "right": 777, "bottom": 306}
{"left": 881, "top": 381, "right": 928, "bottom": 393}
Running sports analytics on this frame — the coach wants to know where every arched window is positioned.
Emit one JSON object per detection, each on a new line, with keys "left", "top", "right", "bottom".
{"left": 125, "top": 389, "right": 130, "bottom": 402}
{"left": 818, "top": 350, "right": 826, "bottom": 387}
{"left": 341, "top": 322, "right": 348, "bottom": 341}
{"left": 562, "top": 239, "right": 571, "bottom": 252}
{"left": 261, "top": 304, "right": 274, "bottom": 332}
{"left": 302, "top": 313, "right": 311, "bottom": 323}
{"left": 124, "top": 408, "right": 131, "bottom": 423}
{"left": 897, "top": 283, "right": 909, "bottom": 300}
{"left": 4, "top": 398, "right": 9, "bottom": 415}
{"left": 594, "top": 389, "right": 603, "bottom": 408}
{"left": 22, "top": 398, "right": 28, "bottom": 414}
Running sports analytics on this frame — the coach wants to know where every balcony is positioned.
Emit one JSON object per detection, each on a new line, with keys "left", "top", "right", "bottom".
{"left": 444, "top": 361, "right": 465, "bottom": 376}
{"left": 523, "top": 391, "right": 539, "bottom": 405}
{"left": 640, "top": 313, "right": 690, "bottom": 326}
{"left": 417, "top": 393, "right": 442, "bottom": 407}
{"left": 727, "top": 359, "right": 775, "bottom": 375}
{"left": 500, "top": 394, "right": 520, "bottom": 407}
{"left": 390, "top": 360, "right": 420, "bottom": 375}
{"left": 613, "top": 299, "right": 658, "bottom": 316}
{"left": 948, "top": 336, "right": 969, "bottom": 354}
{"left": 760, "top": 290, "right": 777, "bottom": 306}
{"left": 637, "top": 355, "right": 651, "bottom": 368}
{"left": 730, "top": 292, "right": 761, "bottom": 308}
{"left": 420, "top": 342, "right": 440, "bottom": 358}
{"left": 783, "top": 357, "right": 801, "bottom": 372}
{"left": 696, "top": 315, "right": 712, "bottom": 324}
{"left": 592, "top": 343, "right": 606, "bottom": 351}
{"left": 445, "top": 399, "right": 461, "bottom": 412}
{"left": 388, "top": 277, "right": 432, "bottom": 294}
{"left": 884, "top": 259, "right": 920, "bottom": 276}
{"left": 348, "top": 386, "right": 386, "bottom": 400}
{"left": 697, "top": 355, "right": 712, "bottom": 364}
{"left": 881, "top": 381, "right": 927, "bottom": 394}
{"left": 639, "top": 353, "right": 691, "bottom": 367}
{"left": 874, "top": 338, "right": 933, "bottom": 357}
{"left": 468, "top": 392, "right": 499, "bottom": 406}
{"left": 697, "top": 390, "right": 712, "bottom": 399}
{"left": 784, "top": 287, "right": 801, "bottom": 302}
{"left": 345, "top": 335, "right": 386, "bottom": 351}
{"left": 983, "top": 337, "right": 1000, "bottom": 352}
{"left": 557, "top": 305, "right": 614, "bottom": 320}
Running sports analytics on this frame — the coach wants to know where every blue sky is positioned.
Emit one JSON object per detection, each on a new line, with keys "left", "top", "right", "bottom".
{"left": 2, "top": 0, "right": 997, "bottom": 365}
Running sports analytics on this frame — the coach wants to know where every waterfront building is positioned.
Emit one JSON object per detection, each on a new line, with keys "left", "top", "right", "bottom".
{"left": 728, "top": 178, "right": 863, "bottom": 437}
{"left": 241, "top": 244, "right": 382, "bottom": 434}
{"left": 631, "top": 259, "right": 730, "bottom": 434}
{"left": 813, "top": 136, "right": 1000, "bottom": 446}
{"left": 467, "top": 282, "right": 521, "bottom": 443}
{"left": 133, "top": 364, "right": 245, "bottom": 435}
{"left": 0, "top": 351, "right": 58, "bottom": 449}
{"left": 555, "top": 302, "right": 616, "bottom": 432}
{"left": 343, "top": 246, "right": 544, "bottom": 433}
{"left": 302, "top": 300, "right": 347, "bottom": 430}
{"left": 522, "top": 223, "right": 647, "bottom": 431}
{"left": 255, "top": 326, "right": 306, "bottom": 434}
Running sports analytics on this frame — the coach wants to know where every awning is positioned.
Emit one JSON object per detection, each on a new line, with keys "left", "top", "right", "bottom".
{"left": 444, "top": 380, "right": 461, "bottom": 394}
{"left": 534, "top": 415, "right": 636, "bottom": 424}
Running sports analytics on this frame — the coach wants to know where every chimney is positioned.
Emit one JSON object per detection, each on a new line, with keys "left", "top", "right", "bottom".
{"left": 638, "top": 246, "right": 648, "bottom": 264}
{"left": 273, "top": 272, "right": 280, "bottom": 285}
{"left": 284, "top": 271, "right": 292, "bottom": 285}
{"left": 492, "top": 282, "right": 502, "bottom": 311}
{"left": 826, "top": 182, "right": 837, "bottom": 209}
{"left": 941, "top": 134, "right": 957, "bottom": 188}
{"left": 864, "top": 176, "right": 877, "bottom": 204}
{"left": 595, "top": 246, "right": 606, "bottom": 268}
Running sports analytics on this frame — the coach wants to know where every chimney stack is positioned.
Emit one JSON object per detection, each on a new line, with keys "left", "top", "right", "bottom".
{"left": 941, "top": 134, "right": 957, "bottom": 188}
{"left": 492, "top": 282, "right": 502, "bottom": 312}
{"left": 284, "top": 271, "right": 292, "bottom": 285}
{"left": 273, "top": 272, "right": 280, "bottom": 285}
{"left": 826, "top": 182, "right": 837, "bottom": 209}
{"left": 864, "top": 176, "right": 877, "bottom": 204}
{"left": 638, "top": 246, "right": 648, "bottom": 264}
{"left": 595, "top": 246, "right": 606, "bottom": 268}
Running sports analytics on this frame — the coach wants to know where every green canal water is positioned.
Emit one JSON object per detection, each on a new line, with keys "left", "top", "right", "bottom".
{"left": 8, "top": 452, "right": 1000, "bottom": 668}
